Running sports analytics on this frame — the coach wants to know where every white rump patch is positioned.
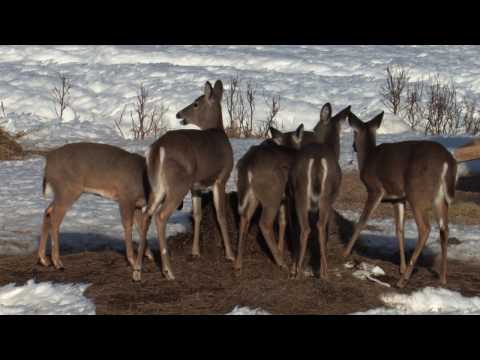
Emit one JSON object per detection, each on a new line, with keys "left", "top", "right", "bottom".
{"left": 43, "top": 181, "right": 53, "bottom": 198}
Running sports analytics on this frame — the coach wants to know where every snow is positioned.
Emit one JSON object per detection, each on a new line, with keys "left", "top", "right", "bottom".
{"left": 1, "top": 45, "right": 480, "bottom": 315}
{"left": 0, "top": 279, "right": 95, "bottom": 315}
{"left": 227, "top": 306, "right": 270, "bottom": 315}
{"left": 354, "top": 287, "right": 480, "bottom": 315}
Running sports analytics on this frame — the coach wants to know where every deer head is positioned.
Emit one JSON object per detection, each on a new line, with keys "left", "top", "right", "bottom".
{"left": 270, "top": 124, "right": 305, "bottom": 149}
{"left": 348, "top": 110, "right": 384, "bottom": 170}
{"left": 176, "top": 80, "right": 224, "bottom": 130}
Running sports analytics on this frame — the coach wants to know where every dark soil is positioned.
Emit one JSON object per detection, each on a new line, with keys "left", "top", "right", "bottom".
{"left": 0, "top": 192, "right": 479, "bottom": 315}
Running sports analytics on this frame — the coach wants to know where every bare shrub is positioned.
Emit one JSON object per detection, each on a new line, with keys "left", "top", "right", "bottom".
{"left": 51, "top": 73, "right": 72, "bottom": 121}
{"left": 380, "top": 65, "right": 410, "bottom": 115}
{"left": 463, "top": 98, "right": 480, "bottom": 136}
{"left": 424, "top": 77, "right": 462, "bottom": 136}
{"left": 225, "top": 74, "right": 243, "bottom": 137}
{"left": 404, "top": 81, "right": 425, "bottom": 131}
{"left": 256, "top": 93, "right": 282, "bottom": 138}
{"left": 114, "top": 84, "right": 169, "bottom": 140}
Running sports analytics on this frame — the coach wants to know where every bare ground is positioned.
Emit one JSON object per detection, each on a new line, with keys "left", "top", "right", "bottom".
{"left": 1, "top": 175, "right": 480, "bottom": 315}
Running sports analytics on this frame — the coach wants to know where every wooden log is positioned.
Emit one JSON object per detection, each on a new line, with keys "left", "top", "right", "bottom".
{"left": 454, "top": 140, "right": 480, "bottom": 162}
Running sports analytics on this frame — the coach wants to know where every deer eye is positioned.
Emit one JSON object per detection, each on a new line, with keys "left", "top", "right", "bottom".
{"left": 194, "top": 102, "right": 199, "bottom": 108}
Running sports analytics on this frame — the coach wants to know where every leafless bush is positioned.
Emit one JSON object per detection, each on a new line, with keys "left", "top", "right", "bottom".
{"left": 225, "top": 74, "right": 244, "bottom": 137}
{"left": 256, "top": 94, "right": 282, "bottom": 138}
{"left": 424, "top": 77, "right": 462, "bottom": 136}
{"left": 51, "top": 73, "right": 72, "bottom": 121}
{"left": 462, "top": 98, "right": 480, "bottom": 136}
{"left": 404, "top": 81, "right": 425, "bottom": 131}
{"left": 224, "top": 75, "right": 264, "bottom": 138}
{"left": 380, "top": 65, "right": 410, "bottom": 115}
{"left": 114, "top": 84, "right": 169, "bottom": 140}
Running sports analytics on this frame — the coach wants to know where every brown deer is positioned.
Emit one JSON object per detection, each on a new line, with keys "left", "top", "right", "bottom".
{"left": 278, "top": 103, "right": 350, "bottom": 161}
{"left": 343, "top": 110, "right": 457, "bottom": 288}
{"left": 134, "top": 80, "right": 234, "bottom": 281}
{"left": 39, "top": 143, "right": 154, "bottom": 269}
{"left": 234, "top": 124, "right": 304, "bottom": 271}
{"left": 288, "top": 103, "right": 348, "bottom": 279}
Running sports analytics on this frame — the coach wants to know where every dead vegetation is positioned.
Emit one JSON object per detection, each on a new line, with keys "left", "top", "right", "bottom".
{"left": 114, "top": 84, "right": 170, "bottom": 140}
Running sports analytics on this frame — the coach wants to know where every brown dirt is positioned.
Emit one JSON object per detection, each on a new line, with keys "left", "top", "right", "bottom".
{"left": 0, "top": 191, "right": 479, "bottom": 315}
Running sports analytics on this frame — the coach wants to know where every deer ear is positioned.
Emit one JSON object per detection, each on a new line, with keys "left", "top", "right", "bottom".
{"left": 348, "top": 110, "right": 364, "bottom": 131}
{"left": 320, "top": 103, "right": 332, "bottom": 123}
{"left": 270, "top": 127, "right": 283, "bottom": 144}
{"left": 204, "top": 81, "right": 213, "bottom": 99}
{"left": 333, "top": 105, "right": 351, "bottom": 122}
{"left": 369, "top": 111, "right": 384, "bottom": 130}
{"left": 213, "top": 80, "right": 224, "bottom": 101}
{"left": 293, "top": 124, "right": 304, "bottom": 144}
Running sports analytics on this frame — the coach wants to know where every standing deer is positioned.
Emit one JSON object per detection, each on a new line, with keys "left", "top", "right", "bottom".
{"left": 234, "top": 124, "right": 304, "bottom": 271}
{"left": 39, "top": 143, "right": 154, "bottom": 269}
{"left": 343, "top": 110, "right": 457, "bottom": 288}
{"left": 288, "top": 103, "right": 348, "bottom": 279}
{"left": 134, "top": 80, "right": 234, "bottom": 281}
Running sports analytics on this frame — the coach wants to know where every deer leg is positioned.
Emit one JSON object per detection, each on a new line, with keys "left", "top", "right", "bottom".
{"left": 38, "top": 203, "right": 53, "bottom": 267}
{"left": 151, "top": 184, "right": 189, "bottom": 281}
{"left": 342, "top": 190, "right": 384, "bottom": 257}
{"left": 293, "top": 206, "right": 310, "bottom": 278}
{"left": 191, "top": 190, "right": 202, "bottom": 257}
{"left": 132, "top": 211, "right": 153, "bottom": 282}
{"left": 317, "top": 201, "right": 330, "bottom": 280}
{"left": 134, "top": 209, "right": 153, "bottom": 261}
{"left": 259, "top": 206, "right": 287, "bottom": 270}
{"left": 397, "top": 204, "right": 431, "bottom": 288}
{"left": 278, "top": 202, "right": 287, "bottom": 257}
{"left": 213, "top": 182, "right": 234, "bottom": 261}
{"left": 49, "top": 204, "right": 69, "bottom": 270}
{"left": 434, "top": 199, "right": 449, "bottom": 285}
{"left": 393, "top": 202, "right": 407, "bottom": 274}
{"left": 119, "top": 201, "right": 135, "bottom": 267}
{"left": 234, "top": 195, "right": 258, "bottom": 271}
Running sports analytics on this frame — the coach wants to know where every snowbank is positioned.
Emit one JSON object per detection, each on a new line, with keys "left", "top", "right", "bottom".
{"left": 354, "top": 287, "right": 480, "bottom": 315}
{"left": 0, "top": 279, "right": 95, "bottom": 315}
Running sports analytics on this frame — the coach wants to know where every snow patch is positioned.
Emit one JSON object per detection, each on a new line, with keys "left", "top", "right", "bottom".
{"left": 0, "top": 279, "right": 95, "bottom": 315}
{"left": 227, "top": 306, "right": 271, "bottom": 315}
{"left": 354, "top": 287, "right": 480, "bottom": 315}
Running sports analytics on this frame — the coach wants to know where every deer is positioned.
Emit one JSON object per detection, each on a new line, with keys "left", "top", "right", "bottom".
{"left": 39, "top": 143, "right": 155, "bottom": 270}
{"left": 288, "top": 103, "right": 348, "bottom": 279}
{"left": 133, "top": 80, "right": 234, "bottom": 282}
{"left": 234, "top": 124, "right": 305, "bottom": 271}
{"left": 343, "top": 110, "right": 457, "bottom": 288}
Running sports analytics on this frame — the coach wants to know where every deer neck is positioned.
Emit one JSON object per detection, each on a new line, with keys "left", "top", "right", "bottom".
{"left": 356, "top": 133, "right": 377, "bottom": 173}
{"left": 202, "top": 105, "right": 225, "bottom": 132}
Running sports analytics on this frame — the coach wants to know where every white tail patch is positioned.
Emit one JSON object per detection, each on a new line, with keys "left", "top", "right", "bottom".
{"left": 43, "top": 181, "right": 53, "bottom": 199}
{"left": 306, "top": 158, "right": 314, "bottom": 210}
{"left": 146, "top": 146, "right": 167, "bottom": 215}
{"left": 320, "top": 158, "right": 328, "bottom": 193}
{"left": 435, "top": 162, "right": 452, "bottom": 206}
{"left": 238, "top": 170, "right": 254, "bottom": 214}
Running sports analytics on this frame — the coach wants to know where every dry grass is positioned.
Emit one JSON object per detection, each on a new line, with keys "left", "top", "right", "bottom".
{"left": 0, "top": 128, "right": 24, "bottom": 160}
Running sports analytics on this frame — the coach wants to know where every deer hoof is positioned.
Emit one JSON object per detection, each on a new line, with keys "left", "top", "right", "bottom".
{"left": 38, "top": 256, "right": 51, "bottom": 267}
{"left": 145, "top": 249, "right": 154, "bottom": 261}
{"left": 225, "top": 253, "right": 235, "bottom": 262}
{"left": 341, "top": 249, "right": 351, "bottom": 258}
{"left": 163, "top": 269, "right": 176, "bottom": 281}
{"left": 52, "top": 259, "right": 64, "bottom": 271}
{"left": 132, "top": 270, "right": 142, "bottom": 282}
{"left": 396, "top": 278, "right": 407, "bottom": 288}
